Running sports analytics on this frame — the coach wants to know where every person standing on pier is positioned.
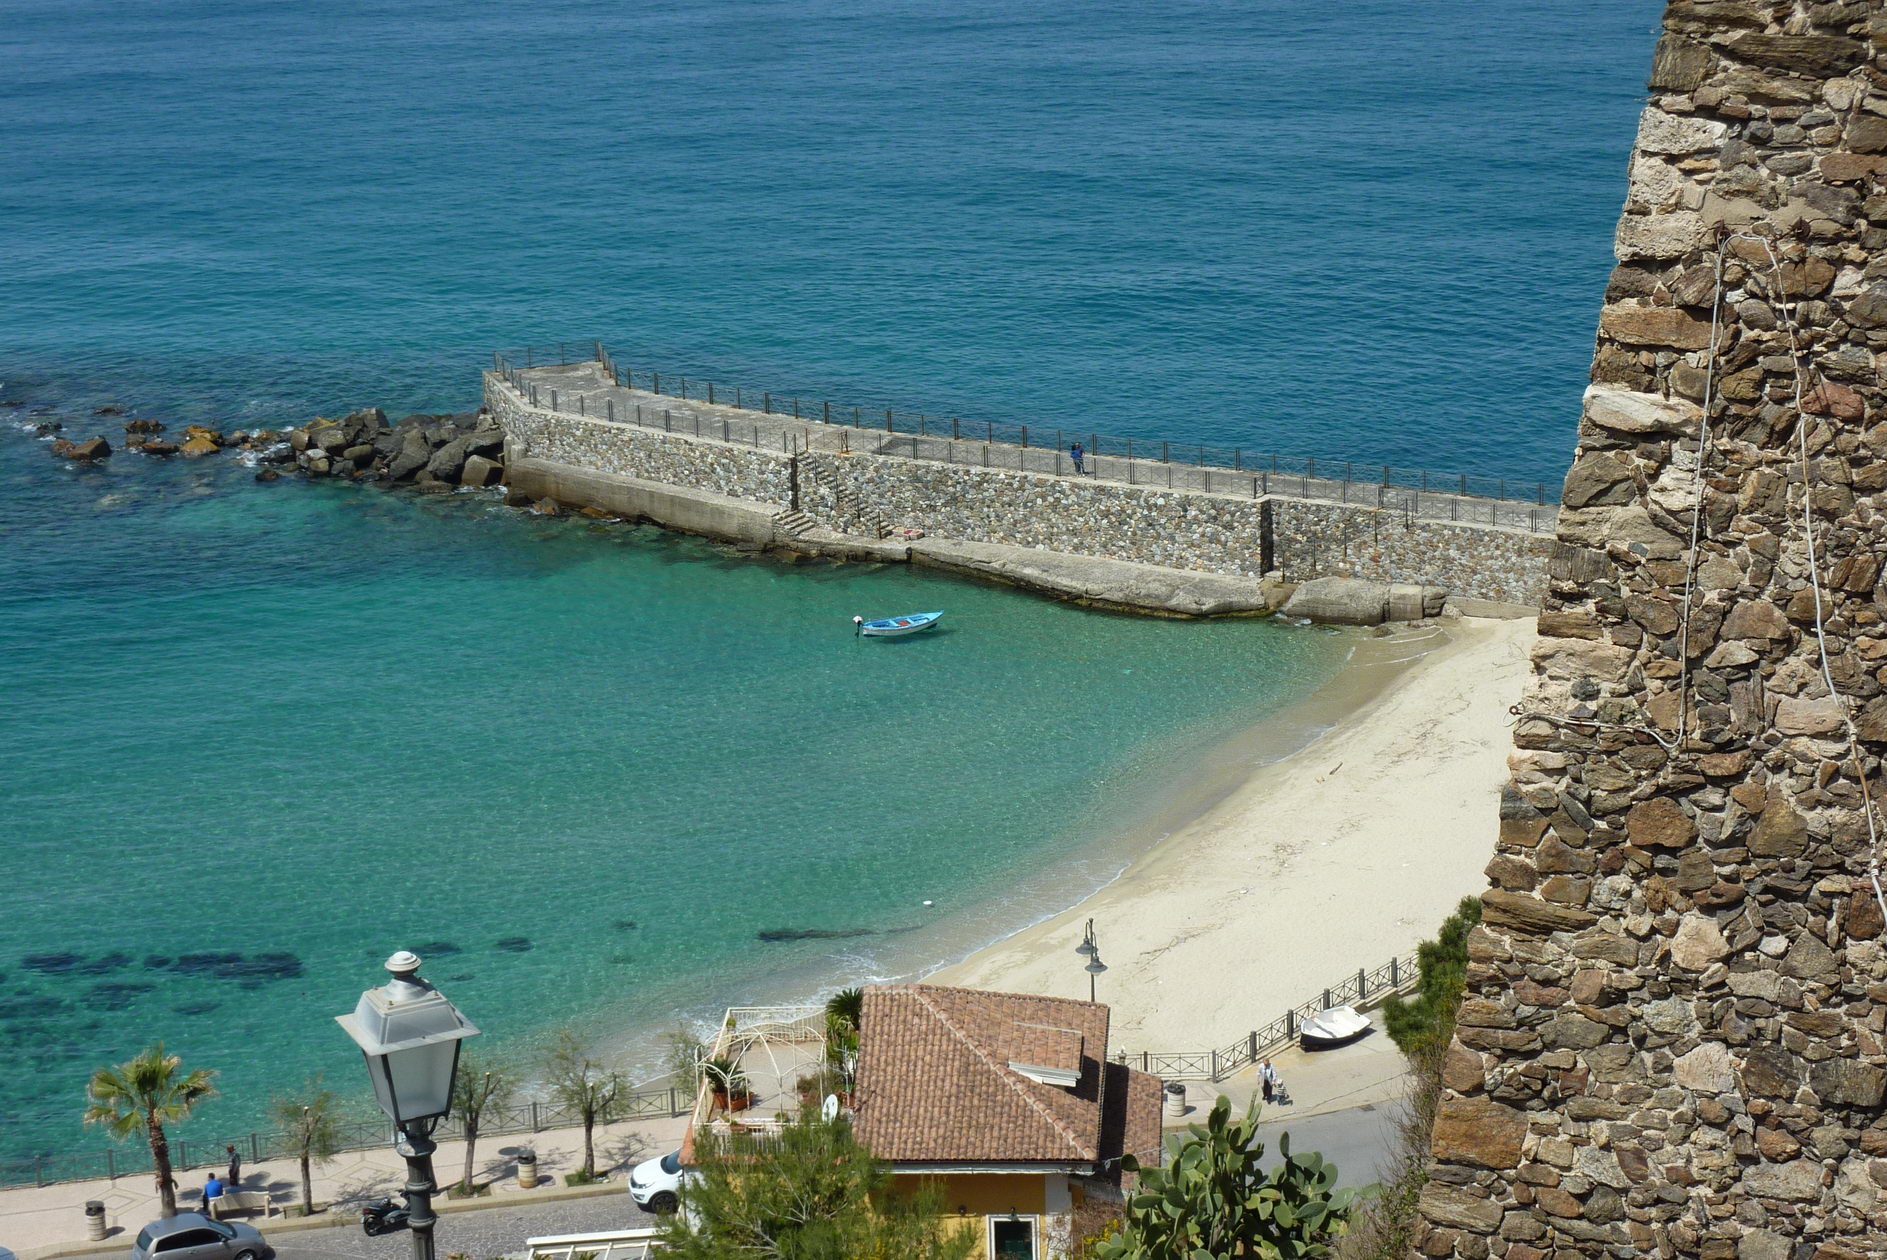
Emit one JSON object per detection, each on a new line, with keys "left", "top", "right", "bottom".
{"left": 1070, "top": 442, "right": 1085, "bottom": 475}
{"left": 225, "top": 1144, "right": 241, "bottom": 1190}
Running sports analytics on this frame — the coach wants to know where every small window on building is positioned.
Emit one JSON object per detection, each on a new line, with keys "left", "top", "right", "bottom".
{"left": 989, "top": 1216, "right": 1036, "bottom": 1260}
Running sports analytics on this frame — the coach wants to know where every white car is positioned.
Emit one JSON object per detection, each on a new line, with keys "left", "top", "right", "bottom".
{"left": 627, "top": 1149, "right": 686, "bottom": 1214}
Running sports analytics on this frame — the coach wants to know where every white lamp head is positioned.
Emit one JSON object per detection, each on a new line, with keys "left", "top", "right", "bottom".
{"left": 336, "top": 951, "right": 480, "bottom": 1130}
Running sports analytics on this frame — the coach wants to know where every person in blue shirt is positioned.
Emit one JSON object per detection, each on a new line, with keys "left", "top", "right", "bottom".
{"left": 1070, "top": 442, "right": 1086, "bottom": 475}
{"left": 203, "top": 1174, "right": 224, "bottom": 1216}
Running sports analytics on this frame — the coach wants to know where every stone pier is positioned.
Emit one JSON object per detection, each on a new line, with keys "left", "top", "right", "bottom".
{"left": 485, "top": 361, "right": 1554, "bottom": 615}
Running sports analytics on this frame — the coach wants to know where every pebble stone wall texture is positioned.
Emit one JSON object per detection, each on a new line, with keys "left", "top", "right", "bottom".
{"left": 486, "top": 375, "right": 1552, "bottom": 605}
{"left": 1417, "top": 5, "right": 1887, "bottom": 1259}
{"left": 490, "top": 384, "right": 794, "bottom": 506}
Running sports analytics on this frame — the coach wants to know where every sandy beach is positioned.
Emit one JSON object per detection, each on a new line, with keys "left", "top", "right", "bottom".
{"left": 930, "top": 613, "right": 1535, "bottom": 1053}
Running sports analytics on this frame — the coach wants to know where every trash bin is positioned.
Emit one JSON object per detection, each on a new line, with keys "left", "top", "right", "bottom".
{"left": 85, "top": 1201, "right": 106, "bottom": 1242}
{"left": 1163, "top": 1082, "right": 1186, "bottom": 1119}
{"left": 517, "top": 1149, "right": 538, "bottom": 1189}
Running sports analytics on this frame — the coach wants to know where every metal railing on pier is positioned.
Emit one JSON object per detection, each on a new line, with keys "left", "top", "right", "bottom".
{"left": 492, "top": 344, "right": 1561, "bottom": 535}
{"left": 1115, "top": 950, "right": 1420, "bottom": 1082}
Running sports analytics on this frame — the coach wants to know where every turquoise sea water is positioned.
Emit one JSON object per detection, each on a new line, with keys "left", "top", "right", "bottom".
{"left": 1, "top": 0, "right": 1655, "bottom": 1166}
{"left": 0, "top": 437, "right": 1356, "bottom": 1165}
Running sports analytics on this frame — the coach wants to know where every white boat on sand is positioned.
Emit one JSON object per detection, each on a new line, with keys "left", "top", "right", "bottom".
{"left": 1299, "top": 1005, "right": 1371, "bottom": 1049}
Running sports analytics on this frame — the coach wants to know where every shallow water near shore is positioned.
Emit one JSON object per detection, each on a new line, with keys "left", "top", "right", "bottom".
{"left": 0, "top": 417, "right": 1356, "bottom": 1163}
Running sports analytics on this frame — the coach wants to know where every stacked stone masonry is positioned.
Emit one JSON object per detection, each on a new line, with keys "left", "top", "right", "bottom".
{"left": 486, "top": 376, "right": 1552, "bottom": 607}
{"left": 1418, "top": 4, "right": 1887, "bottom": 1259}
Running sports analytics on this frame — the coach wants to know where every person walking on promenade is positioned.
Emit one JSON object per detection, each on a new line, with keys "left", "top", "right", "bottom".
{"left": 1260, "top": 1059, "right": 1278, "bottom": 1105}
{"left": 1070, "top": 442, "right": 1085, "bottom": 475}
{"left": 203, "top": 1173, "right": 224, "bottom": 1218}
{"left": 225, "top": 1144, "right": 241, "bottom": 1189}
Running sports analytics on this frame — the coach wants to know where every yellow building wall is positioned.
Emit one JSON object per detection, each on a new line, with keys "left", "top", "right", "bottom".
{"left": 882, "top": 1174, "right": 1055, "bottom": 1256}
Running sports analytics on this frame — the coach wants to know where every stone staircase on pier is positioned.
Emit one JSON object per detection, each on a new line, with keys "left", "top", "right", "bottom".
{"left": 797, "top": 461, "right": 891, "bottom": 539}
{"left": 773, "top": 508, "right": 817, "bottom": 539}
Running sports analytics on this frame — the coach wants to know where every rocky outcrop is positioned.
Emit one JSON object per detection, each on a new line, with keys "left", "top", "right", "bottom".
{"left": 1419, "top": 5, "right": 1887, "bottom": 1258}
{"left": 49, "top": 437, "right": 110, "bottom": 461}
{"left": 282, "top": 408, "right": 506, "bottom": 491}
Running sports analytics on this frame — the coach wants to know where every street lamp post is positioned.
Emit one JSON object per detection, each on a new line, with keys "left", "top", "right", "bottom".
{"left": 336, "top": 952, "right": 480, "bottom": 1260}
{"left": 1076, "top": 919, "right": 1107, "bottom": 1003}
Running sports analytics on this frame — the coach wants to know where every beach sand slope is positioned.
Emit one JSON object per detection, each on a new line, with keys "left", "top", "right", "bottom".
{"left": 931, "top": 615, "right": 1535, "bottom": 1053}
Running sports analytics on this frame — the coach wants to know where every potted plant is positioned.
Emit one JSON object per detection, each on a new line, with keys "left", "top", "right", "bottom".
{"left": 701, "top": 1056, "right": 751, "bottom": 1114}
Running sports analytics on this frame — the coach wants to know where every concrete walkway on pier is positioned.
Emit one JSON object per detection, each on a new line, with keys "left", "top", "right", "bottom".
{"left": 498, "top": 360, "right": 1558, "bottom": 536}
{"left": 2, "top": 1114, "right": 688, "bottom": 1260}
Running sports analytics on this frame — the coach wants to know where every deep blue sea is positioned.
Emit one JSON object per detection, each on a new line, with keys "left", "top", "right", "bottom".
{"left": 0, "top": 0, "right": 1655, "bottom": 1169}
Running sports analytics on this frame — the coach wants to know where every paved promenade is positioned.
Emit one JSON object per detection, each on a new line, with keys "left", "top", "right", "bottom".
{"left": 3, "top": 1114, "right": 687, "bottom": 1260}
{"left": 1161, "top": 1008, "right": 1411, "bottom": 1130}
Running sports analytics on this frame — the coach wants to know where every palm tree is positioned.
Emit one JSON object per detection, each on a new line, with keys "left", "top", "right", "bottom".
{"left": 272, "top": 1079, "right": 342, "bottom": 1216}
{"left": 84, "top": 1044, "right": 218, "bottom": 1218}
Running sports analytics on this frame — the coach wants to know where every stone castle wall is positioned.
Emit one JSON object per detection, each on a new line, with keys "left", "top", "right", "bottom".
{"left": 487, "top": 374, "right": 1553, "bottom": 607}
{"left": 1419, "top": 4, "right": 1887, "bottom": 1258}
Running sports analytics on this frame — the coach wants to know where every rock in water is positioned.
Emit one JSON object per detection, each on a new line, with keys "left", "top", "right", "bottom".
{"left": 50, "top": 437, "right": 111, "bottom": 460}
{"left": 180, "top": 436, "right": 219, "bottom": 458}
{"left": 140, "top": 441, "right": 180, "bottom": 457}
{"left": 387, "top": 431, "right": 433, "bottom": 481}
{"left": 123, "top": 419, "right": 163, "bottom": 434}
{"left": 425, "top": 435, "right": 474, "bottom": 483}
{"left": 460, "top": 454, "right": 503, "bottom": 487}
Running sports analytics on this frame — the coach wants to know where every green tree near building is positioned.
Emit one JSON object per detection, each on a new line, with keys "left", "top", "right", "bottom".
{"left": 272, "top": 1078, "right": 342, "bottom": 1216}
{"left": 1097, "top": 1095, "right": 1354, "bottom": 1260}
{"left": 450, "top": 1051, "right": 516, "bottom": 1194}
{"left": 85, "top": 1044, "right": 219, "bottom": 1219}
{"left": 541, "top": 1029, "right": 625, "bottom": 1181}
{"left": 659, "top": 1103, "right": 976, "bottom": 1260}
{"left": 1381, "top": 895, "right": 1483, "bottom": 1060}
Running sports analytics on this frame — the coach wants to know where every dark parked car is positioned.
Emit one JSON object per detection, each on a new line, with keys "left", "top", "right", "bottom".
{"left": 130, "top": 1214, "right": 275, "bottom": 1260}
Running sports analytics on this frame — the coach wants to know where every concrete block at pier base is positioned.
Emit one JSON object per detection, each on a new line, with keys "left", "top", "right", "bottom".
{"left": 506, "top": 458, "right": 780, "bottom": 547}
{"left": 1281, "top": 576, "right": 1447, "bottom": 626}
{"left": 908, "top": 538, "right": 1272, "bottom": 617}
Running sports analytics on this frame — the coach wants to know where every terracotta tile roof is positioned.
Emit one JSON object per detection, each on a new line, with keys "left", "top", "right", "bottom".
{"left": 852, "top": 984, "right": 1116, "bottom": 1164}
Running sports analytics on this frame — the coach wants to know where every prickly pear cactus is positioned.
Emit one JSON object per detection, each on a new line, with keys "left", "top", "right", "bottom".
{"left": 1096, "top": 1095, "right": 1356, "bottom": 1260}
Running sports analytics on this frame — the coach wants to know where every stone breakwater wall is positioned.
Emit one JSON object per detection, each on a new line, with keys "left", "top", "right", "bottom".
{"left": 485, "top": 372, "right": 1553, "bottom": 609}
{"left": 1419, "top": 5, "right": 1887, "bottom": 1259}
{"left": 491, "top": 384, "right": 793, "bottom": 505}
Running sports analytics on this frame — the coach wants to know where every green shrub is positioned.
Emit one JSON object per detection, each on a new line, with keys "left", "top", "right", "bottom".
{"left": 1381, "top": 896, "right": 1483, "bottom": 1060}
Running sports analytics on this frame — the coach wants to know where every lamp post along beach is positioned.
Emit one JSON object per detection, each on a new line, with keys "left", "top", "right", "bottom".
{"left": 1077, "top": 918, "right": 1107, "bottom": 1003}
{"left": 336, "top": 952, "right": 480, "bottom": 1260}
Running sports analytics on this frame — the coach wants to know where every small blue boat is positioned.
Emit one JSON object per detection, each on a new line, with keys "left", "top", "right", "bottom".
{"left": 856, "top": 611, "right": 943, "bottom": 638}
